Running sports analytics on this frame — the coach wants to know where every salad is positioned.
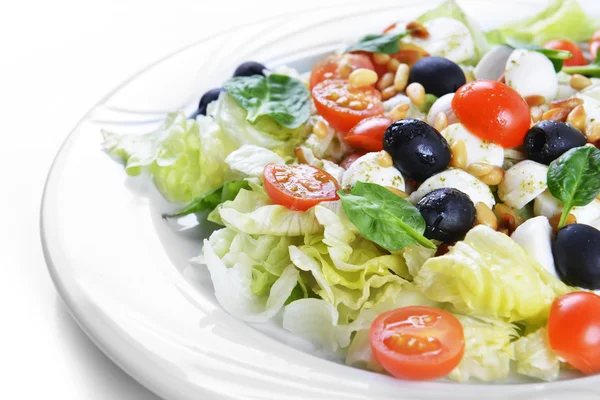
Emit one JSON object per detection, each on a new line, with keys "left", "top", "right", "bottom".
{"left": 103, "top": 0, "right": 600, "bottom": 383}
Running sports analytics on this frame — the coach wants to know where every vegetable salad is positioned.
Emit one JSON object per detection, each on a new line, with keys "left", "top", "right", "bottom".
{"left": 103, "top": 0, "right": 600, "bottom": 383}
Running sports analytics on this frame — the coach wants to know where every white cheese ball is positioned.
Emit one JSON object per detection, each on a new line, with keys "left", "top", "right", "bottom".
{"left": 474, "top": 45, "right": 514, "bottom": 81}
{"left": 409, "top": 169, "right": 495, "bottom": 209}
{"left": 426, "top": 93, "right": 458, "bottom": 126}
{"left": 407, "top": 18, "right": 475, "bottom": 64}
{"left": 342, "top": 152, "right": 405, "bottom": 192}
{"left": 498, "top": 160, "right": 548, "bottom": 210}
{"left": 440, "top": 123, "right": 504, "bottom": 167}
{"left": 511, "top": 216, "right": 557, "bottom": 278}
{"left": 575, "top": 92, "right": 600, "bottom": 135}
{"left": 505, "top": 49, "right": 558, "bottom": 101}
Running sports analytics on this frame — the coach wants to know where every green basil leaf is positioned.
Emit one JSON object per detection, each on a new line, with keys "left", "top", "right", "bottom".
{"left": 338, "top": 181, "right": 436, "bottom": 251}
{"left": 163, "top": 180, "right": 250, "bottom": 218}
{"left": 547, "top": 146, "right": 600, "bottom": 228}
{"left": 346, "top": 32, "right": 410, "bottom": 54}
{"left": 563, "top": 46, "right": 600, "bottom": 76}
{"left": 223, "top": 74, "right": 310, "bottom": 129}
{"left": 505, "top": 40, "right": 571, "bottom": 72}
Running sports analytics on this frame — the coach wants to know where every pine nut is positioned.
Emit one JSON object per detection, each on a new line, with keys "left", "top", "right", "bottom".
{"left": 381, "top": 86, "right": 397, "bottom": 100}
{"left": 476, "top": 202, "right": 498, "bottom": 230}
{"left": 530, "top": 106, "right": 544, "bottom": 123}
{"left": 493, "top": 203, "right": 522, "bottom": 233}
{"left": 406, "top": 82, "right": 426, "bottom": 107}
{"left": 349, "top": 68, "right": 378, "bottom": 87}
{"left": 525, "top": 95, "right": 546, "bottom": 107}
{"left": 386, "top": 186, "right": 408, "bottom": 198}
{"left": 467, "top": 162, "right": 494, "bottom": 177}
{"left": 542, "top": 108, "right": 570, "bottom": 122}
{"left": 550, "top": 213, "right": 577, "bottom": 232}
{"left": 373, "top": 53, "right": 391, "bottom": 65}
{"left": 406, "top": 21, "right": 429, "bottom": 39}
{"left": 497, "top": 73, "right": 506, "bottom": 84}
{"left": 433, "top": 112, "right": 448, "bottom": 132}
{"left": 450, "top": 140, "right": 467, "bottom": 170}
{"left": 389, "top": 103, "right": 410, "bottom": 121}
{"left": 549, "top": 97, "right": 584, "bottom": 110}
{"left": 586, "top": 122, "right": 600, "bottom": 143}
{"left": 377, "top": 72, "right": 395, "bottom": 91}
{"left": 567, "top": 104, "right": 586, "bottom": 132}
{"left": 394, "top": 63, "right": 410, "bottom": 92}
{"left": 312, "top": 120, "right": 329, "bottom": 138}
{"left": 377, "top": 150, "right": 393, "bottom": 167}
{"left": 570, "top": 74, "right": 593, "bottom": 91}
{"left": 479, "top": 166, "right": 505, "bottom": 186}
{"left": 464, "top": 71, "right": 473, "bottom": 83}
{"left": 294, "top": 147, "right": 308, "bottom": 164}
{"left": 387, "top": 58, "right": 401, "bottom": 73}
{"left": 504, "top": 149, "right": 526, "bottom": 162}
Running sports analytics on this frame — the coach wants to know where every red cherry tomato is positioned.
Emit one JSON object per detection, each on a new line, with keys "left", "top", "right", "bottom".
{"left": 548, "top": 292, "right": 600, "bottom": 375}
{"left": 589, "top": 30, "right": 600, "bottom": 60}
{"left": 344, "top": 116, "right": 394, "bottom": 152}
{"left": 263, "top": 163, "right": 340, "bottom": 211}
{"left": 543, "top": 39, "right": 585, "bottom": 67}
{"left": 451, "top": 80, "right": 530, "bottom": 148}
{"left": 312, "top": 79, "right": 384, "bottom": 133}
{"left": 370, "top": 306, "right": 465, "bottom": 381}
{"left": 309, "top": 53, "right": 375, "bottom": 89}
{"left": 340, "top": 152, "right": 366, "bottom": 170}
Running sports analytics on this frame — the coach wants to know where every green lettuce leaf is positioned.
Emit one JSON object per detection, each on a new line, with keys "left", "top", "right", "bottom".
{"left": 449, "top": 315, "right": 518, "bottom": 382}
{"left": 224, "top": 144, "right": 285, "bottom": 178}
{"left": 102, "top": 112, "right": 237, "bottom": 203}
{"left": 514, "top": 328, "right": 561, "bottom": 381}
{"left": 415, "top": 225, "right": 571, "bottom": 323}
{"left": 486, "top": 0, "right": 599, "bottom": 46}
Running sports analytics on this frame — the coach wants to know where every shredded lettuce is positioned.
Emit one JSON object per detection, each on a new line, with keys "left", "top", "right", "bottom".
{"left": 514, "top": 328, "right": 561, "bottom": 381}
{"left": 415, "top": 225, "right": 571, "bottom": 323}
{"left": 486, "top": 0, "right": 599, "bottom": 46}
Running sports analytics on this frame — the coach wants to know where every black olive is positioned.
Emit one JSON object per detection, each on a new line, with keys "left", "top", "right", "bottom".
{"left": 553, "top": 224, "right": 600, "bottom": 289}
{"left": 383, "top": 119, "right": 451, "bottom": 181}
{"left": 408, "top": 56, "right": 466, "bottom": 97}
{"left": 417, "top": 188, "right": 476, "bottom": 243}
{"left": 196, "top": 88, "right": 224, "bottom": 116}
{"left": 524, "top": 121, "right": 587, "bottom": 165}
{"left": 233, "top": 61, "right": 267, "bottom": 77}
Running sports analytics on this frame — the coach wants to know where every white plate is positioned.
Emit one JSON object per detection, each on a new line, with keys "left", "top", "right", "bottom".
{"left": 41, "top": 1, "right": 600, "bottom": 399}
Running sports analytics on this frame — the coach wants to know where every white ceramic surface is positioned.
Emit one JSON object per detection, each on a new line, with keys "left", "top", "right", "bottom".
{"left": 41, "top": 1, "right": 600, "bottom": 399}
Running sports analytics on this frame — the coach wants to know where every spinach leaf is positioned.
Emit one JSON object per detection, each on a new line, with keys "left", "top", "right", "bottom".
{"left": 223, "top": 74, "right": 310, "bottom": 129}
{"left": 346, "top": 32, "right": 411, "bottom": 54}
{"left": 505, "top": 39, "right": 572, "bottom": 72}
{"left": 338, "top": 181, "right": 436, "bottom": 251}
{"left": 547, "top": 146, "right": 600, "bottom": 228}
{"left": 163, "top": 180, "right": 250, "bottom": 218}
{"left": 564, "top": 51, "right": 600, "bottom": 77}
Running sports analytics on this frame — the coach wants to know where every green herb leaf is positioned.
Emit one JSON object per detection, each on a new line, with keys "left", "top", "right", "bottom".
{"left": 505, "top": 40, "right": 571, "bottom": 72}
{"left": 346, "top": 32, "right": 411, "bottom": 54}
{"left": 338, "top": 181, "right": 436, "bottom": 251}
{"left": 564, "top": 50, "right": 600, "bottom": 77}
{"left": 547, "top": 146, "right": 600, "bottom": 228}
{"left": 223, "top": 74, "right": 310, "bottom": 129}
{"left": 163, "top": 180, "right": 250, "bottom": 218}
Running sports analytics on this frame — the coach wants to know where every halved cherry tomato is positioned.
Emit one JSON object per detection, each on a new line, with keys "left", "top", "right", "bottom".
{"left": 548, "top": 292, "right": 600, "bottom": 375}
{"left": 451, "top": 80, "right": 530, "bottom": 148}
{"left": 263, "top": 163, "right": 340, "bottom": 211}
{"left": 589, "top": 30, "right": 600, "bottom": 60}
{"left": 370, "top": 306, "right": 465, "bottom": 381}
{"left": 309, "top": 53, "right": 375, "bottom": 89}
{"left": 340, "top": 152, "right": 366, "bottom": 170}
{"left": 312, "top": 79, "right": 384, "bottom": 133}
{"left": 543, "top": 39, "right": 585, "bottom": 67}
{"left": 344, "top": 116, "right": 393, "bottom": 152}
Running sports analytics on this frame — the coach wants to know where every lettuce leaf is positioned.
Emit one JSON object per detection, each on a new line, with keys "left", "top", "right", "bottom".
{"left": 224, "top": 144, "right": 285, "bottom": 178}
{"left": 102, "top": 112, "right": 237, "bottom": 203}
{"left": 486, "top": 0, "right": 599, "bottom": 46}
{"left": 514, "top": 328, "right": 561, "bottom": 381}
{"left": 415, "top": 225, "right": 571, "bottom": 323}
{"left": 449, "top": 315, "right": 518, "bottom": 382}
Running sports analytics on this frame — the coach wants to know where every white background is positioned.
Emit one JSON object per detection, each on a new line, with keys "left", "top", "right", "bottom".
{"left": 0, "top": 0, "right": 595, "bottom": 399}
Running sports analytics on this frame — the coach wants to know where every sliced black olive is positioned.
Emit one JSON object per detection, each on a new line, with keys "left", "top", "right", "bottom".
{"left": 553, "top": 223, "right": 600, "bottom": 289}
{"left": 417, "top": 188, "right": 476, "bottom": 243}
{"left": 197, "top": 88, "right": 224, "bottom": 116}
{"left": 408, "top": 56, "right": 466, "bottom": 97}
{"left": 524, "top": 120, "right": 587, "bottom": 165}
{"left": 233, "top": 61, "right": 267, "bottom": 77}
{"left": 383, "top": 119, "right": 451, "bottom": 182}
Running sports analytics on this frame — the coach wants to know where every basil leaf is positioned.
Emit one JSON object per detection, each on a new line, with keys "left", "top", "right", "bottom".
{"left": 338, "top": 182, "right": 436, "bottom": 251}
{"left": 163, "top": 180, "right": 250, "bottom": 218}
{"left": 564, "top": 51, "right": 600, "bottom": 77}
{"left": 505, "top": 40, "right": 571, "bottom": 72}
{"left": 346, "top": 32, "right": 411, "bottom": 54}
{"left": 547, "top": 146, "right": 600, "bottom": 228}
{"left": 223, "top": 74, "right": 310, "bottom": 129}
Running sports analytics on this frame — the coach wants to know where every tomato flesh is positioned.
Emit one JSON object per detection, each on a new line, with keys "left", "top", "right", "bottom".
{"left": 548, "top": 292, "right": 600, "bottom": 375}
{"left": 263, "top": 163, "right": 340, "bottom": 211}
{"left": 370, "top": 306, "right": 465, "bottom": 381}
{"left": 340, "top": 152, "right": 366, "bottom": 170}
{"left": 345, "top": 116, "right": 393, "bottom": 152}
{"left": 312, "top": 79, "right": 384, "bottom": 133}
{"left": 543, "top": 39, "right": 585, "bottom": 67}
{"left": 452, "top": 80, "right": 530, "bottom": 148}
{"left": 309, "top": 53, "right": 375, "bottom": 89}
{"left": 589, "top": 30, "right": 600, "bottom": 59}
